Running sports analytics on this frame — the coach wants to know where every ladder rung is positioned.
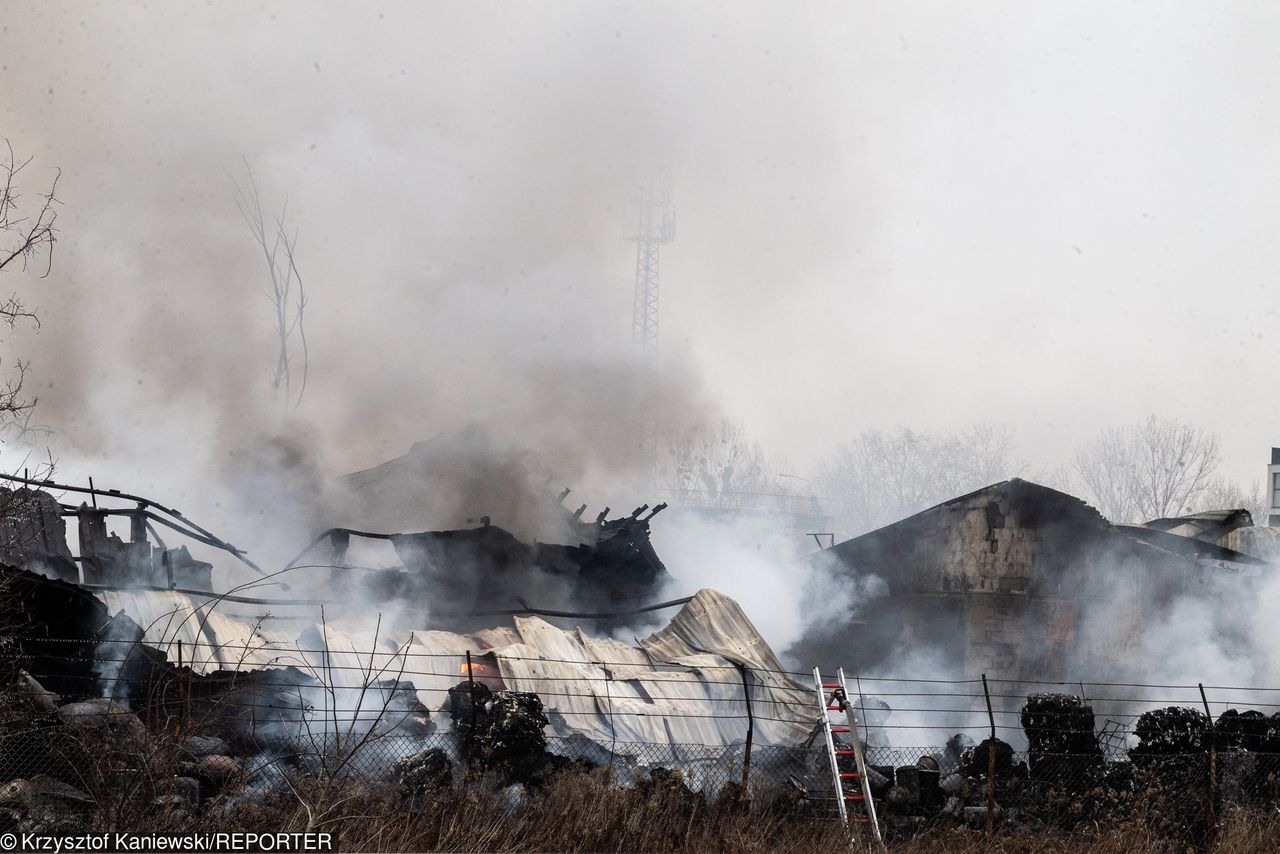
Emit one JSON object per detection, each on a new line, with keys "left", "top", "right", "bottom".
{"left": 810, "top": 794, "right": 869, "bottom": 803}
{"left": 834, "top": 749, "right": 854, "bottom": 755}
{"left": 851, "top": 817, "right": 872, "bottom": 824}
{"left": 825, "top": 704, "right": 843, "bottom": 711}
{"left": 830, "top": 726, "right": 851, "bottom": 733}
{"left": 839, "top": 773, "right": 860, "bottom": 778}
{"left": 821, "top": 683, "right": 841, "bottom": 689}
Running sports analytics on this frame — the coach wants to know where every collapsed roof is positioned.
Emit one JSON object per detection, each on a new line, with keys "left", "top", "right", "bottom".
{"left": 0, "top": 563, "right": 814, "bottom": 755}
{"left": 0, "top": 470, "right": 804, "bottom": 756}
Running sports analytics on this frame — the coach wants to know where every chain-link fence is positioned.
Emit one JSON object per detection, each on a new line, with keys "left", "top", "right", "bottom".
{"left": 3, "top": 711, "right": 1276, "bottom": 839}
{"left": 5, "top": 636, "right": 1280, "bottom": 846}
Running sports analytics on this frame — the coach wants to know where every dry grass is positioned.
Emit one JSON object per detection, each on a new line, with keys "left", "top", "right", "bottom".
{"left": 890, "top": 810, "right": 1280, "bottom": 853}
{"left": 162, "top": 770, "right": 1280, "bottom": 853}
{"left": 27, "top": 726, "right": 1278, "bottom": 854}
{"left": 204, "top": 769, "right": 852, "bottom": 853}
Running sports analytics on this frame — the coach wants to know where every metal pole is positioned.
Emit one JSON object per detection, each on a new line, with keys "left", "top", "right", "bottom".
{"left": 604, "top": 667, "right": 616, "bottom": 772}
{"left": 982, "top": 674, "right": 996, "bottom": 835}
{"left": 1199, "top": 683, "right": 1217, "bottom": 843}
{"left": 465, "top": 650, "right": 477, "bottom": 765}
{"left": 738, "top": 664, "right": 754, "bottom": 790}
{"left": 176, "top": 640, "right": 183, "bottom": 739}
{"left": 855, "top": 675, "right": 869, "bottom": 746}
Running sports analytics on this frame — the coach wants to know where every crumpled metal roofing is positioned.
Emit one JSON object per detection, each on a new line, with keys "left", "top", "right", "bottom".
{"left": 99, "top": 587, "right": 817, "bottom": 752}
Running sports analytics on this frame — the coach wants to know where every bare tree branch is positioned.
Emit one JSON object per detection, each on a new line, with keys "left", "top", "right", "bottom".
{"left": 814, "top": 422, "right": 1024, "bottom": 536}
{"left": 0, "top": 140, "right": 60, "bottom": 432}
{"left": 228, "top": 161, "right": 309, "bottom": 411}
{"left": 0, "top": 140, "right": 60, "bottom": 279}
{"left": 1072, "top": 416, "right": 1221, "bottom": 522}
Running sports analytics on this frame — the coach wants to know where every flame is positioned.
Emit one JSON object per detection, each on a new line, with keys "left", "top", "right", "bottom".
{"left": 460, "top": 660, "right": 497, "bottom": 677}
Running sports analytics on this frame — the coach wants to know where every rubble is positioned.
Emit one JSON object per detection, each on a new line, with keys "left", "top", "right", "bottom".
{"left": 187, "top": 755, "right": 242, "bottom": 792}
{"left": 14, "top": 671, "right": 57, "bottom": 716}
{"left": 394, "top": 748, "right": 453, "bottom": 797}
{"left": 179, "top": 735, "right": 231, "bottom": 761}
{"left": 962, "top": 737, "right": 1015, "bottom": 778}
{"left": 1216, "top": 708, "right": 1280, "bottom": 753}
{"left": 446, "top": 680, "right": 558, "bottom": 783}
{"left": 1020, "top": 693, "right": 1103, "bottom": 787}
{"left": 1130, "top": 706, "right": 1209, "bottom": 759}
{"left": 386, "top": 506, "right": 671, "bottom": 632}
{"left": 56, "top": 699, "right": 146, "bottom": 743}
{"left": 0, "top": 775, "right": 93, "bottom": 834}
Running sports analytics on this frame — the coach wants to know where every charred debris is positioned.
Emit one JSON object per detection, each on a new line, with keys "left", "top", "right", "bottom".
{"left": 291, "top": 498, "right": 671, "bottom": 633}
{"left": 0, "top": 471, "right": 685, "bottom": 821}
{"left": 0, "top": 471, "right": 671, "bottom": 623}
{"left": 833, "top": 691, "right": 1280, "bottom": 842}
{"left": 0, "top": 469, "right": 676, "bottom": 732}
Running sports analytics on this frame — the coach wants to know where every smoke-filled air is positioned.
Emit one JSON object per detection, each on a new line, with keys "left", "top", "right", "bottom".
{"left": 3, "top": 3, "right": 1280, "bottom": 850}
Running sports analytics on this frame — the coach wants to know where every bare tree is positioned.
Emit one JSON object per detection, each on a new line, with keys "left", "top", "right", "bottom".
{"left": 1072, "top": 416, "right": 1220, "bottom": 523}
{"left": 814, "top": 422, "right": 1021, "bottom": 536}
{"left": 1070, "top": 425, "right": 1141, "bottom": 523}
{"left": 661, "top": 417, "right": 787, "bottom": 498}
{"left": 0, "top": 140, "right": 59, "bottom": 430}
{"left": 936, "top": 422, "right": 1019, "bottom": 498}
{"left": 229, "top": 161, "right": 309, "bottom": 410}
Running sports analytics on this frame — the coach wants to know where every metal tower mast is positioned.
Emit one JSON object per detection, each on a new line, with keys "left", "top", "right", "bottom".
{"left": 630, "top": 168, "right": 675, "bottom": 352}
{"left": 629, "top": 168, "right": 675, "bottom": 478}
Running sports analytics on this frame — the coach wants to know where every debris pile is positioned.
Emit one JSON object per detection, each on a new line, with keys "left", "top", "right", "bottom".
{"left": 1216, "top": 708, "right": 1280, "bottom": 753}
{"left": 1130, "top": 706, "right": 1209, "bottom": 760}
{"left": 447, "top": 680, "right": 565, "bottom": 784}
{"left": 1019, "top": 693, "right": 1102, "bottom": 787}
{"left": 394, "top": 748, "right": 453, "bottom": 800}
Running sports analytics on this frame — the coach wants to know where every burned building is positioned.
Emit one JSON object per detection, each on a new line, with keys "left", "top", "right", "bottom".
{"left": 0, "top": 484, "right": 215, "bottom": 591}
{"left": 789, "top": 478, "right": 1269, "bottom": 680}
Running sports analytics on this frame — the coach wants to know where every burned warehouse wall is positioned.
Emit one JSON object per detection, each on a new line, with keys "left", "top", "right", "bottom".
{"left": 789, "top": 478, "right": 1269, "bottom": 681}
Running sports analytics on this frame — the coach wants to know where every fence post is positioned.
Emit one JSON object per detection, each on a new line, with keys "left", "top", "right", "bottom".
{"left": 176, "top": 639, "right": 183, "bottom": 738}
{"left": 855, "top": 675, "right": 869, "bottom": 746}
{"left": 737, "top": 664, "right": 754, "bottom": 790}
{"left": 1199, "top": 683, "right": 1217, "bottom": 845}
{"left": 465, "top": 650, "right": 477, "bottom": 766}
{"left": 603, "top": 666, "right": 616, "bottom": 771}
{"left": 982, "top": 673, "right": 996, "bottom": 836}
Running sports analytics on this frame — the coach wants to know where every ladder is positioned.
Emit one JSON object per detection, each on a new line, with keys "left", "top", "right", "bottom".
{"left": 812, "top": 667, "right": 883, "bottom": 848}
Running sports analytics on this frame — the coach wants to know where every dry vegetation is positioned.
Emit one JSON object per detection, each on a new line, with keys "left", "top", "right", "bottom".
{"left": 57, "top": 765, "right": 1278, "bottom": 853}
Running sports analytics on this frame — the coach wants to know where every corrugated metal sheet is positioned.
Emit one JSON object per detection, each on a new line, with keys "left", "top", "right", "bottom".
{"left": 101, "top": 587, "right": 816, "bottom": 751}
{"left": 96, "top": 589, "right": 301, "bottom": 670}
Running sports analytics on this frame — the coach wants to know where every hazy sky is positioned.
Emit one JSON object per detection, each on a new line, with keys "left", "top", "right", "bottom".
{"left": 3, "top": 1, "right": 1279, "bottom": 519}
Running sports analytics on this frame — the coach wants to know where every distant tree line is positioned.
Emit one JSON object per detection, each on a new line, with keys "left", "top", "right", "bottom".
{"left": 660, "top": 415, "right": 1266, "bottom": 536}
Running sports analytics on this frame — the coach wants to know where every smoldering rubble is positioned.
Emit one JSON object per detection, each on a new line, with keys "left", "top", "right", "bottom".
{"left": 0, "top": 469, "right": 1276, "bottom": 842}
{"left": 0, "top": 472, "right": 824, "bottom": 825}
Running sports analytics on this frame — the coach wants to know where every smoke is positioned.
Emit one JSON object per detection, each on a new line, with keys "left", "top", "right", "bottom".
{"left": 0, "top": 1, "right": 858, "bottom": 532}
{"left": 653, "top": 510, "right": 886, "bottom": 659}
{"left": 0, "top": 4, "right": 874, "bottom": 678}
{"left": 789, "top": 506, "right": 1280, "bottom": 751}
{"left": 8, "top": 6, "right": 1280, "bottom": 739}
